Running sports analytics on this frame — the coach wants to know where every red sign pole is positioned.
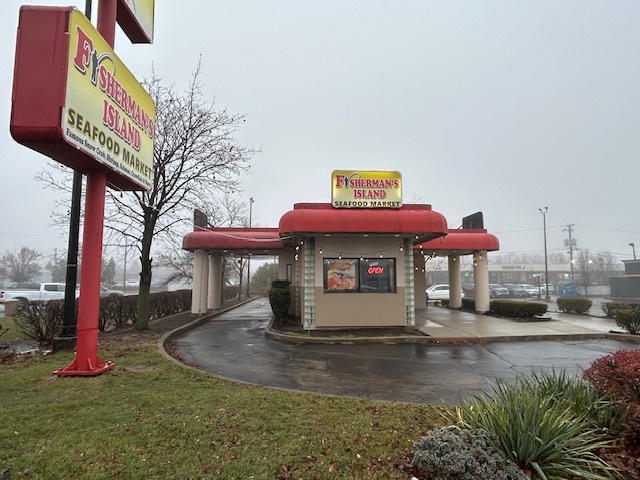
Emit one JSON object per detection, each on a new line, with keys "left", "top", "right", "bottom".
{"left": 54, "top": 172, "right": 113, "bottom": 375}
{"left": 54, "top": 0, "right": 117, "bottom": 376}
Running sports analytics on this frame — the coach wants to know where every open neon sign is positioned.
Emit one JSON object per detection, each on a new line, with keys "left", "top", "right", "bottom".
{"left": 367, "top": 266, "right": 385, "bottom": 275}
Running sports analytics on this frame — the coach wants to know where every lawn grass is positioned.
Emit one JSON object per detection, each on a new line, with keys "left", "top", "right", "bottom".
{"left": 0, "top": 315, "right": 29, "bottom": 344}
{"left": 0, "top": 330, "right": 445, "bottom": 479}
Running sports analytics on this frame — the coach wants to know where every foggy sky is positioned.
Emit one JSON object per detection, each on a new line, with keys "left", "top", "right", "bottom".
{"left": 1, "top": 0, "right": 638, "bottom": 265}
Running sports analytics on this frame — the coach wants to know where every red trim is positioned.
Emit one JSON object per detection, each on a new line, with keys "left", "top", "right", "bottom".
{"left": 420, "top": 229, "right": 500, "bottom": 254}
{"left": 116, "top": 0, "right": 152, "bottom": 44}
{"left": 183, "top": 228, "right": 285, "bottom": 251}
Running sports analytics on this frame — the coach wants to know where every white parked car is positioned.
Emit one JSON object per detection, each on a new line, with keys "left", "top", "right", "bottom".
{"left": 426, "top": 284, "right": 464, "bottom": 301}
{"left": 518, "top": 284, "right": 539, "bottom": 296}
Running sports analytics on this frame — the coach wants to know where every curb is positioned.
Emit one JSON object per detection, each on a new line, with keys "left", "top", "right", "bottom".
{"left": 158, "top": 298, "right": 640, "bottom": 352}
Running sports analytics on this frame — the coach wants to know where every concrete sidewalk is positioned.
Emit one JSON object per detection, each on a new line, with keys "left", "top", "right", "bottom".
{"left": 418, "top": 305, "right": 636, "bottom": 343}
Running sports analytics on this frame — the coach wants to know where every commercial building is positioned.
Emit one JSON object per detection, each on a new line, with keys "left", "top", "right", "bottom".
{"left": 183, "top": 170, "right": 499, "bottom": 329}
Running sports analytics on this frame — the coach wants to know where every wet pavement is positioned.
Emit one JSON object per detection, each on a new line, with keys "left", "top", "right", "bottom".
{"left": 169, "top": 299, "right": 640, "bottom": 404}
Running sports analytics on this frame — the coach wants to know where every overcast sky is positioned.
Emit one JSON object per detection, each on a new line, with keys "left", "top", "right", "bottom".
{"left": 1, "top": 0, "right": 639, "bottom": 265}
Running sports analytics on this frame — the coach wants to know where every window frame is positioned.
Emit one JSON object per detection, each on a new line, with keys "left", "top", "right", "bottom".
{"left": 323, "top": 257, "right": 397, "bottom": 294}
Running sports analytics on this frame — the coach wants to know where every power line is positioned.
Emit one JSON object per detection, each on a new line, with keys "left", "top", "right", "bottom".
{"left": 575, "top": 224, "right": 640, "bottom": 235}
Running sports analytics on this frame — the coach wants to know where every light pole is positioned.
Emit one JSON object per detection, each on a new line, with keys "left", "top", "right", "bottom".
{"left": 246, "top": 197, "right": 254, "bottom": 298}
{"left": 539, "top": 207, "right": 550, "bottom": 300}
{"left": 631, "top": 243, "right": 637, "bottom": 260}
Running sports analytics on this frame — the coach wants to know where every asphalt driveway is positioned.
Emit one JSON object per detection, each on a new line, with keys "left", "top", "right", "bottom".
{"left": 170, "top": 299, "right": 638, "bottom": 404}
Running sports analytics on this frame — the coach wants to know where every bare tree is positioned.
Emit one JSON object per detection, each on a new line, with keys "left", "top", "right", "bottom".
{"left": 155, "top": 195, "right": 251, "bottom": 296}
{"left": 46, "top": 253, "right": 67, "bottom": 282}
{"left": 153, "top": 238, "right": 193, "bottom": 287}
{"left": 36, "top": 63, "right": 256, "bottom": 329}
{"left": 204, "top": 196, "right": 251, "bottom": 299}
{"left": 592, "top": 250, "right": 623, "bottom": 285}
{"left": 575, "top": 248, "right": 595, "bottom": 295}
{"left": 549, "top": 252, "right": 568, "bottom": 264}
{"left": 1, "top": 247, "right": 43, "bottom": 283}
{"left": 107, "top": 65, "right": 256, "bottom": 329}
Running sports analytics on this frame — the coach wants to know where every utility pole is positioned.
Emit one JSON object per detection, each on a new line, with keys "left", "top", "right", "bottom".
{"left": 246, "top": 197, "right": 254, "bottom": 299}
{"left": 538, "top": 207, "right": 550, "bottom": 301}
{"left": 563, "top": 224, "right": 576, "bottom": 283}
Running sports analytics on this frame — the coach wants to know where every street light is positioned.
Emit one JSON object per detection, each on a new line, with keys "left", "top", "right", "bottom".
{"left": 539, "top": 207, "right": 550, "bottom": 301}
{"left": 246, "top": 197, "right": 254, "bottom": 298}
{"left": 631, "top": 243, "right": 637, "bottom": 260}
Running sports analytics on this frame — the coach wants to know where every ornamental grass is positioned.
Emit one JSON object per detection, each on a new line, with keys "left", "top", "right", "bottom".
{"left": 446, "top": 371, "right": 618, "bottom": 480}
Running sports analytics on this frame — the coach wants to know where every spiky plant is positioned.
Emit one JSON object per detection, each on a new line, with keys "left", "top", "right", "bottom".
{"left": 446, "top": 372, "right": 617, "bottom": 480}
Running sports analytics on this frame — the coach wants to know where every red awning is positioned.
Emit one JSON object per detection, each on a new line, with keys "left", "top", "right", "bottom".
{"left": 419, "top": 229, "right": 500, "bottom": 255}
{"left": 279, "top": 203, "right": 448, "bottom": 244}
{"left": 182, "top": 208, "right": 499, "bottom": 256}
{"left": 182, "top": 228, "right": 284, "bottom": 253}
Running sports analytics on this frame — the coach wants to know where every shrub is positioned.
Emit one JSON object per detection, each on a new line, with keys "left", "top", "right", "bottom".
{"left": 601, "top": 302, "right": 635, "bottom": 318}
{"left": 223, "top": 284, "right": 239, "bottom": 300}
{"left": 490, "top": 300, "right": 548, "bottom": 318}
{"left": 99, "top": 295, "right": 137, "bottom": 331}
{"left": 13, "top": 290, "right": 192, "bottom": 339}
{"left": 411, "top": 427, "right": 526, "bottom": 480}
{"left": 15, "top": 300, "right": 63, "bottom": 346}
{"left": 614, "top": 307, "right": 640, "bottom": 335}
{"left": 268, "top": 280, "right": 291, "bottom": 320}
{"left": 447, "top": 372, "right": 616, "bottom": 480}
{"left": 584, "top": 350, "right": 640, "bottom": 444}
{"left": 149, "top": 290, "right": 191, "bottom": 319}
{"left": 557, "top": 297, "right": 593, "bottom": 314}
{"left": 461, "top": 298, "right": 476, "bottom": 311}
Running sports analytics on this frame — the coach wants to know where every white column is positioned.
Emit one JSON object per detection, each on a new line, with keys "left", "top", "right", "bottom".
{"left": 448, "top": 255, "right": 462, "bottom": 308}
{"left": 199, "top": 251, "right": 209, "bottom": 314}
{"left": 208, "top": 255, "right": 222, "bottom": 310}
{"left": 473, "top": 250, "right": 490, "bottom": 313}
{"left": 191, "top": 250, "right": 205, "bottom": 314}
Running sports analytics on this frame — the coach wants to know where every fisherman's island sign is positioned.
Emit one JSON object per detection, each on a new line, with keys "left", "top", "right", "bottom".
{"left": 10, "top": 6, "right": 155, "bottom": 191}
{"left": 332, "top": 170, "right": 402, "bottom": 208}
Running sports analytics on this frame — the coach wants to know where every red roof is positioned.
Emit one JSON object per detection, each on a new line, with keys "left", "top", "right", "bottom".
{"left": 279, "top": 203, "right": 448, "bottom": 244}
{"left": 182, "top": 206, "right": 499, "bottom": 255}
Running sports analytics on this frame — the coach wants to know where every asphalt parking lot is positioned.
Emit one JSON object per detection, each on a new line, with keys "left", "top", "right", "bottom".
{"left": 170, "top": 299, "right": 639, "bottom": 404}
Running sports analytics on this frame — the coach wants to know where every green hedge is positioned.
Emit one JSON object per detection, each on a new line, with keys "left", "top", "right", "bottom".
{"left": 602, "top": 302, "right": 636, "bottom": 318}
{"left": 556, "top": 297, "right": 592, "bottom": 315}
{"left": 490, "top": 300, "right": 548, "bottom": 318}
{"left": 461, "top": 298, "right": 476, "bottom": 311}
{"left": 15, "top": 290, "right": 192, "bottom": 345}
{"left": 614, "top": 308, "right": 640, "bottom": 335}
{"left": 459, "top": 298, "right": 548, "bottom": 318}
{"left": 268, "top": 279, "right": 291, "bottom": 320}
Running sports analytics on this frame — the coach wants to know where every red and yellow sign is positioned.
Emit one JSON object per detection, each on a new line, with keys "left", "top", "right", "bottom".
{"left": 332, "top": 170, "right": 402, "bottom": 208}
{"left": 10, "top": 6, "right": 155, "bottom": 191}
{"left": 64, "top": 9, "right": 155, "bottom": 190}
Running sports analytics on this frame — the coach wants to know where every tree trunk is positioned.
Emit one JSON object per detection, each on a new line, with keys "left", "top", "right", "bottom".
{"left": 135, "top": 209, "right": 155, "bottom": 330}
{"left": 237, "top": 266, "right": 243, "bottom": 301}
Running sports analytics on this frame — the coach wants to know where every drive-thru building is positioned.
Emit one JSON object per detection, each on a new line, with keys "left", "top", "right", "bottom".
{"left": 183, "top": 170, "right": 500, "bottom": 329}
